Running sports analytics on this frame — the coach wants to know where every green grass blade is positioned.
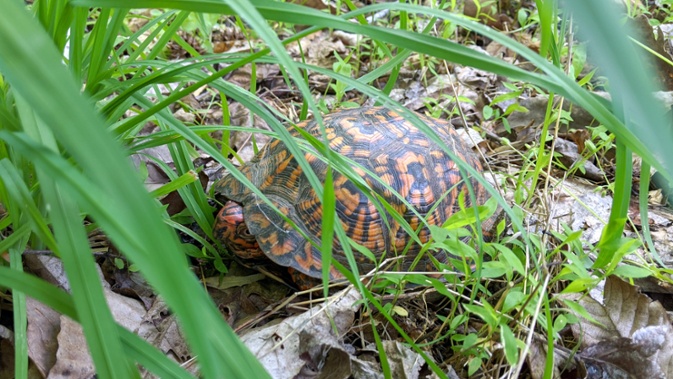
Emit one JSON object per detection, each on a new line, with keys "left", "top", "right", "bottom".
{"left": 535, "top": 0, "right": 555, "bottom": 60}
{"left": 15, "top": 93, "right": 138, "bottom": 377}
{"left": 86, "top": 8, "right": 129, "bottom": 92}
{"left": 0, "top": 160, "right": 58, "bottom": 250}
{"left": 9, "top": 245, "right": 28, "bottom": 379}
{"left": 0, "top": 157, "right": 45, "bottom": 378}
{"left": 0, "top": 223, "right": 30, "bottom": 254}
{"left": 321, "top": 167, "right": 336, "bottom": 297}
{"left": 0, "top": 266, "right": 195, "bottom": 379}
{"left": 0, "top": 3, "right": 269, "bottom": 378}
{"left": 0, "top": 180, "right": 31, "bottom": 379}
{"left": 565, "top": 0, "right": 673, "bottom": 259}
{"left": 563, "top": 1, "right": 673, "bottom": 180}
{"left": 69, "top": 7, "right": 86, "bottom": 83}
{"left": 46, "top": 181, "right": 139, "bottom": 378}
{"left": 595, "top": 141, "right": 631, "bottom": 268}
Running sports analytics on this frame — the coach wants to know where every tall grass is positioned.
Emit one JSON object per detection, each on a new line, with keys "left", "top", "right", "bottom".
{"left": 0, "top": 0, "right": 669, "bottom": 378}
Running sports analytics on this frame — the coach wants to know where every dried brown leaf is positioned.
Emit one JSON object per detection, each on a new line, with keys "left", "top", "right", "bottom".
{"left": 579, "top": 326, "right": 666, "bottom": 379}
{"left": 26, "top": 298, "right": 60, "bottom": 377}
{"left": 553, "top": 138, "right": 603, "bottom": 181}
{"left": 562, "top": 276, "right": 673, "bottom": 377}
{"left": 136, "top": 297, "right": 192, "bottom": 365}
{"left": 240, "top": 289, "right": 360, "bottom": 378}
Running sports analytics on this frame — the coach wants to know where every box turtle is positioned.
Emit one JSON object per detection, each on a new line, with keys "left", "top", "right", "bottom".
{"left": 213, "top": 107, "right": 491, "bottom": 287}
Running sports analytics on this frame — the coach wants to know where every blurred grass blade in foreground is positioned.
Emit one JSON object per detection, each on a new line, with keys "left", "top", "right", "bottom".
{"left": 0, "top": 2, "right": 269, "bottom": 378}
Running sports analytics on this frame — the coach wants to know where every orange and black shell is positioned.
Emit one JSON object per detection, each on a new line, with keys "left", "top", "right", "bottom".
{"left": 213, "top": 107, "right": 489, "bottom": 281}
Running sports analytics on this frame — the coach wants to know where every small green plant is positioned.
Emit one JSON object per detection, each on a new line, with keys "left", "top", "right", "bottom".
{"left": 330, "top": 53, "right": 354, "bottom": 106}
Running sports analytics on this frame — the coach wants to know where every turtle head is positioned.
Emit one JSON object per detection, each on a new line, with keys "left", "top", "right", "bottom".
{"left": 214, "top": 201, "right": 264, "bottom": 259}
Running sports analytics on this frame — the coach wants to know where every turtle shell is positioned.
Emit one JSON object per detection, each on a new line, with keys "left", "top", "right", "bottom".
{"left": 213, "top": 107, "right": 489, "bottom": 281}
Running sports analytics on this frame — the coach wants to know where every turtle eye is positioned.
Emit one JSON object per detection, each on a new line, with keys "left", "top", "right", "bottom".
{"left": 238, "top": 224, "right": 253, "bottom": 237}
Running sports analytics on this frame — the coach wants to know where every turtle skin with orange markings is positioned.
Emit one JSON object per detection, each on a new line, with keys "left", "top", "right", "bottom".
{"left": 213, "top": 107, "right": 490, "bottom": 287}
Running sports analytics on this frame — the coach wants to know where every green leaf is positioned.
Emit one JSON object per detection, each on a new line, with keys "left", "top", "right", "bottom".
{"left": 502, "top": 288, "right": 525, "bottom": 313}
{"left": 481, "top": 261, "right": 510, "bottom": 279}
{"left": 500, "top": 324, "right": 519, "bottom": 365}
{"left": 482, "top": 105, "right": 493, "bottom": 120}
{"left": 561, "top": 278, "right": 599, "bottom": 294}
{"left": 612, "top": 265, "right": 653, "bottom": 279}
{"left": 321, "top": 166, "right": 336, "bottom": 296}
{"left": 558, "top": 298, "right": 599, "bottom": 325}
{"left": 464, "top": 301, "right": 498, "bottom": 327}
{"left": 491, "top": 244, "right": 525, "bottom": 275}
{"left": 553, "top": 314, "right": 569, "bottom": 333}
